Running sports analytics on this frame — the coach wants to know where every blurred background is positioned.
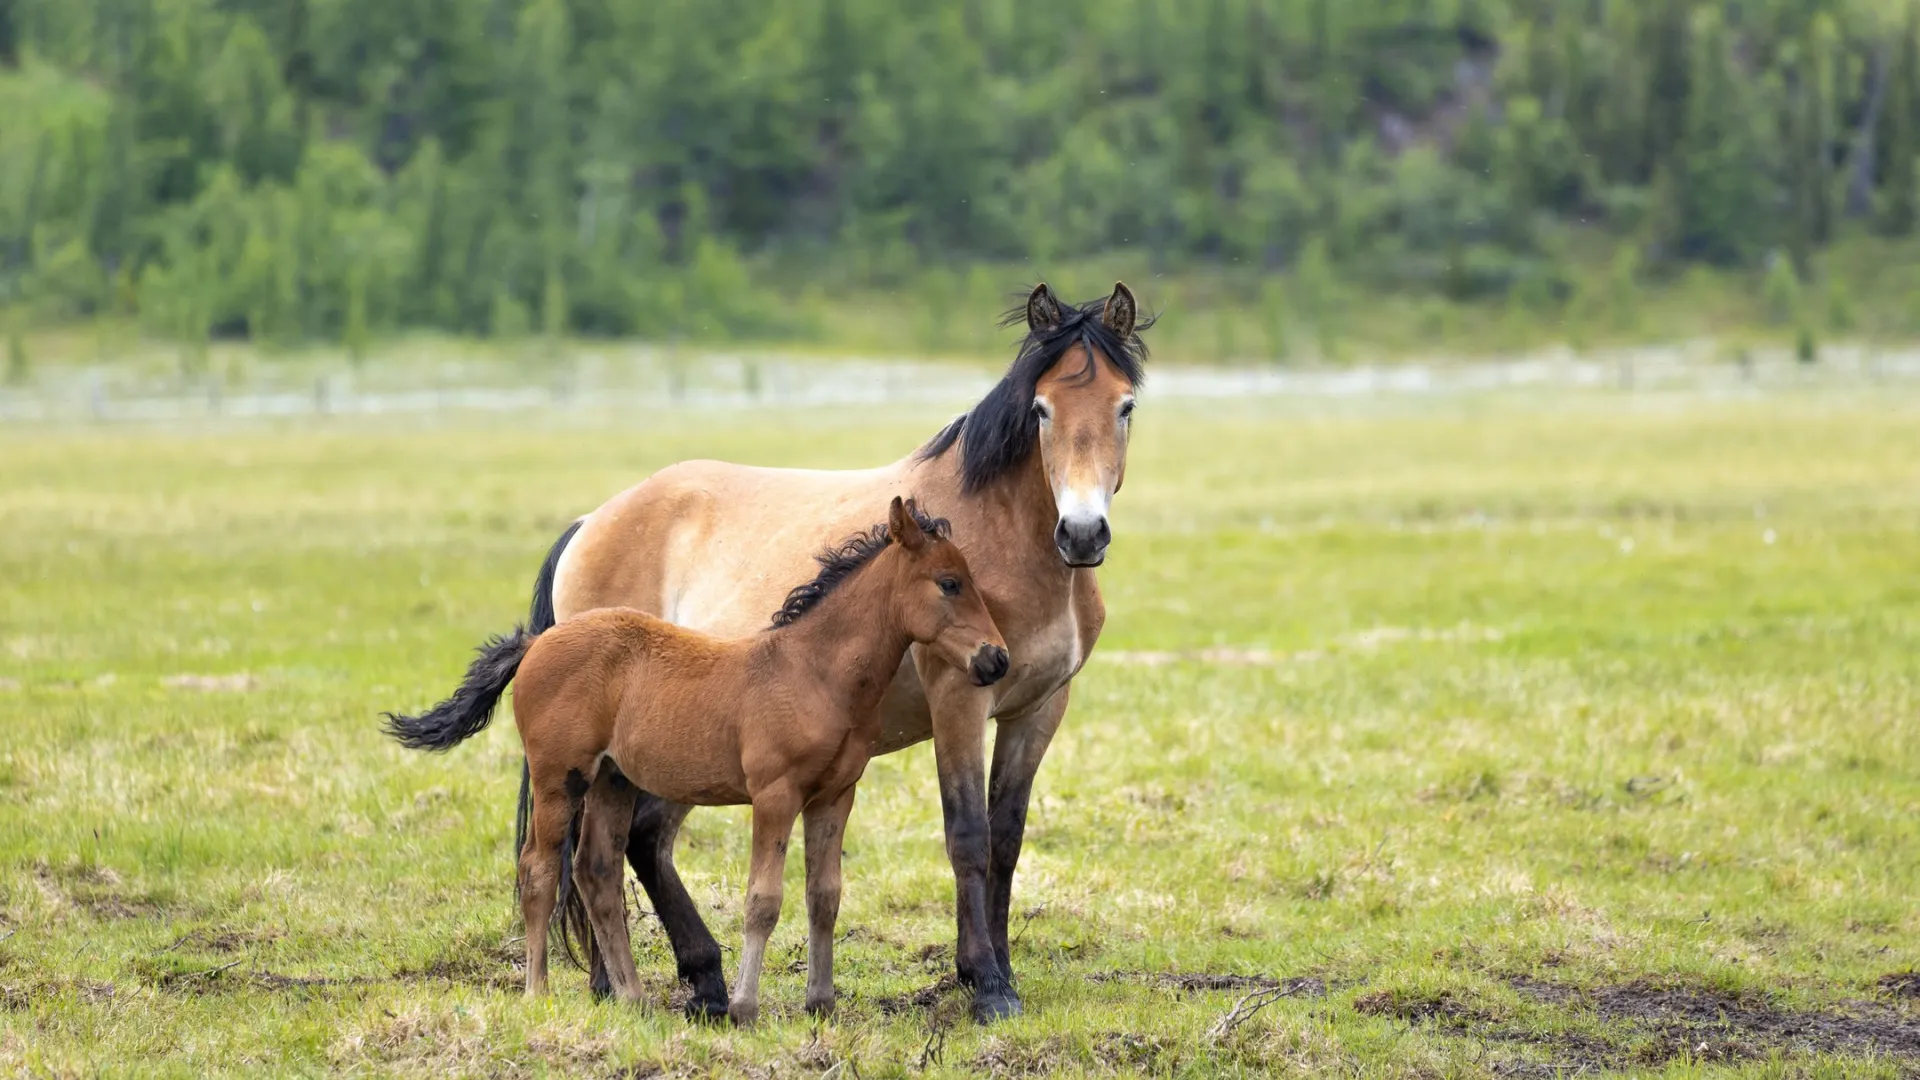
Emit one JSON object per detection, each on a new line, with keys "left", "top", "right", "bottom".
{"left": 5, "top": 0, "right": 1920, "bottom": 415}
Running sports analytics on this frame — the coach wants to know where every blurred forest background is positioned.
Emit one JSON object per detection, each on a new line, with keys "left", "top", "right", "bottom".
{"left": 6, "top": 0, "right": 1920, "bottom": 369}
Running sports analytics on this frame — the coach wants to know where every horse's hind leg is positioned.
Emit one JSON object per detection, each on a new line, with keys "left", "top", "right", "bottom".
{"left": 576, "top": 767, "right": 644, "bottom": 1002}
{"left": 520, "top": 763, "right": 589, "bottom": 997}
{"left": 728, "top": 785, "right": 802, "bottom": 1027}
{"left": 614, "top": 797, "right": 729, "bottom": 1021}
{"left": 802, "top": 785, "right": 858, "bottom": 1017}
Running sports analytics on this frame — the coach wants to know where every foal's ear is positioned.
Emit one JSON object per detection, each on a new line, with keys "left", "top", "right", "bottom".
{"left": 889, "top": 496, "right": 927, "bottom": 552}
{"left": 1026, "top": 283, "right": 1064, "bottom": 334}
{"left": 1102, "top": 281, "right": 1136, "bottom": 338}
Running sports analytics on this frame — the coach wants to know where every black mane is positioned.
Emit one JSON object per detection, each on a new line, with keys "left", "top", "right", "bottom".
{"left": 768, "top": 505, "right": 951, "bottom": 628}
{"left": 917, "top": 288, "right": 1153, "bottom": 492}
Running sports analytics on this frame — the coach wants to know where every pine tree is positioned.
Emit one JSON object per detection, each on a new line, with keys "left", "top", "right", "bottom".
{"left": 1675, "top": 7, "right": 1772, "bottom": 264}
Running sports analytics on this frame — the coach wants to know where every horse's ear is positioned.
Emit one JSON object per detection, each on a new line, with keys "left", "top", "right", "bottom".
{"left": 1102, "top": 281, "right": 1136, "bottom": 338}
{"left": 889, "top": 496, "right": 926, "bottom": 551}
{"left": 1026, "top": 283, "right": 1064, "bottom": 334}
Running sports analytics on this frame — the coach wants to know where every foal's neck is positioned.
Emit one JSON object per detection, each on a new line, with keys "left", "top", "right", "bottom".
{"left": 767, "top": 558, "right": 911, "bottom": 722}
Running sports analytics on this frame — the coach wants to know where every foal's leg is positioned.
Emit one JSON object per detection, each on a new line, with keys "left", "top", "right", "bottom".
{"left": 728, "top": 785, "right": 803, "bottom": 1027}
{"left": 576, "top": 769, "right": 644, "bottom": 1002}
{"left": 519, "top": 765, "right": 587, "bottom": 997}
{"left": 594, "top": 796, "right": 729, "bottom": 1020}
{"left": 802, "top": 785, "right": 858, "bottom": 1017}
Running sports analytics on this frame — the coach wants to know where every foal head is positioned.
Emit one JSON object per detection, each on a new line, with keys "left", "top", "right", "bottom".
{"left": 769, "top": 497, "right": 1009, "bottom": 687}
{"left": 880, "top": 496, "right": 1009, "bottom": 687}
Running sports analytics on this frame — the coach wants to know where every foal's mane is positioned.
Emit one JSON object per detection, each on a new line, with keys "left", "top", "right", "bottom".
{"left": 917, "top": 289, "right": 1153, "bottom": 493}
{"left": 768, "top": 505, "right": 952, "bottom": 629}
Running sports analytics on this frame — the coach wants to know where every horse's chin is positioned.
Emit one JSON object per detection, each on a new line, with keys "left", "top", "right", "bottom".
{"left": 1058, "top": 554, "right": 1106, "bottom": 569}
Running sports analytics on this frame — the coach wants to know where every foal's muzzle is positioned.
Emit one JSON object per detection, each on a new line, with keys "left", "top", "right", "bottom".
{"left": 969, "top": 644, "right": 1011, "bottom": 687}
{"left": 1054, "top": 514, "right": 1111, "bottom": 568}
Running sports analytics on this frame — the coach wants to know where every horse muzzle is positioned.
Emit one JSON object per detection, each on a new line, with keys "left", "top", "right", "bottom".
{"left": 1053, "top": 513, "right": 1111, "bottom": 568}
{"left": 969, "top": 644, "right": 1011, "bottom": 687}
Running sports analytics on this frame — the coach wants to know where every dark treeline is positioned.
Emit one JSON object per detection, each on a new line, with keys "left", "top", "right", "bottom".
{"left": 3, "top": 0, "right": 1919, "bottom": 347}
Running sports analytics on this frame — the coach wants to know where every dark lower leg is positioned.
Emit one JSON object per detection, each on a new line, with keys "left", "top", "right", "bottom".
{"left": 624, "top": 795, "right": 728, "bottom": 1018}
{"left": 985, "top": 777, "right": 1034, "bottom": 982}
{"left": 985, "top": 693, "right": 1066, "bottom": 985}
{"left": 941, "top": 770, "right": 1017, "bottom": 1020}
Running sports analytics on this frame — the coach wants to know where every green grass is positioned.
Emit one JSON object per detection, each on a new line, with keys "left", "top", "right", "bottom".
{"left": 3, "top": 384, "right": 1919, "bottom": 1077}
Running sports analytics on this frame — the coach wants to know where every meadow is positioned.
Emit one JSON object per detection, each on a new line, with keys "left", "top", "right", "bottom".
{"left": 1, "top": 376, "right": 1918, "bottom": 1077}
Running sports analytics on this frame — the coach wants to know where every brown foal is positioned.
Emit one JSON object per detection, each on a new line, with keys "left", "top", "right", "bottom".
{"left": 388, "top": 497, "right": 1007, "bottom": 1024}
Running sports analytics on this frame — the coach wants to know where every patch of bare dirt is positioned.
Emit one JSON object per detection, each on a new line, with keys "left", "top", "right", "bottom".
{"left": 392, "top": 956, "right": 522, "bottom": 992}
{"left": 1354, "top": 987, "right": 1494, "bottom": 1029}
{"left": 1881, "top": 972, "right": 1920, "bottom": 1000}
{"left": 8, "top": 978, "right": 116, "bottom": 1007}
{"left": 1090, "top": 970, "right": 1328, "bottom": 998}
{"left": 1381, "top": 977, "right": 1920, "bottom": 1073}
{"left": 250, "top": 970, "right": 377, "bottom": 992}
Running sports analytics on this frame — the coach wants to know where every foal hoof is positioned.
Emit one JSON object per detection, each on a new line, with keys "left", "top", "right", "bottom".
{"left": 805, "top": 995, "right": 836, "bottom": 1019}
{"left": 971, "top": 989, "right": 1022, "bottom": 1024}
{"left": 727, "top": 1001, "right": 759, "bottom": 1028}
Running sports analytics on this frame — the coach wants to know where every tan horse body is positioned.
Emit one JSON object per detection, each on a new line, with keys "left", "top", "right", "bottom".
{"left": 536, "top": 284, "right": 1147, "bottom": 1021}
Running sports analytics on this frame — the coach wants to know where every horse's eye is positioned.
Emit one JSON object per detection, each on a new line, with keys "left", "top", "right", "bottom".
{"left": 1119, "top": 399, "right": 1136, "bottom": 420}
{"left": 938, "top": 577, "right": 962, "bottom": 596}
{"left": 1031, "top": 399, "right": 1052, "bottom": 421}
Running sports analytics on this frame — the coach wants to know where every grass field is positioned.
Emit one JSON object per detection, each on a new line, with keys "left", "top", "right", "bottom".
{"left": 2, "top": 383, "right": 1919, "bottom": 1077}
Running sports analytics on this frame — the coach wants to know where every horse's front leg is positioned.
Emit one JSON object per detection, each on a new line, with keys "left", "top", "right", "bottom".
{"left": 987, "top": 685, "right": 1070, "bottom": 984}
{"left": 802, "top": 785, "right": 858, "bottom": 1017}
{"left": 729, "top": 785, "right": 802, "bottom": 1027}
{"left": 919, "top": 659, "right": 1018, "bottom": 1022}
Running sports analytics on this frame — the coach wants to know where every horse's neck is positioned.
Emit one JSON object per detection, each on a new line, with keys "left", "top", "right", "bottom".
{"left": 912, "top": 442, "right": 1062, "bottom": 570}
{"left": 766, "top": 565, "right": 910, "bottom": 722}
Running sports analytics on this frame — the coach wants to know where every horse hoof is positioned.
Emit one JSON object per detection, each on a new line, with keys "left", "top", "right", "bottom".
{"left": 684, "top": 996, "right": 729, "bottom": 1024}
{"left": 805, "top": 996, "right": 836, "bottom": 1019}
{"left": 727, "top": 1001, "right": 759, "bottom": 1027}
{"left": 971, "top": 989, "right": 1022, "bottom": 1024}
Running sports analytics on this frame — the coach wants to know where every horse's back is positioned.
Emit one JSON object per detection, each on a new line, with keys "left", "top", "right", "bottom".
{"left": 554, "top": 457, "right": 909, "bottom": 639}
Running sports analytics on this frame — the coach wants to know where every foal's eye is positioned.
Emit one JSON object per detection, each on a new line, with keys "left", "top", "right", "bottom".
{"left": 1118, "top": 399, "right": 1136, "bottom": 420}
{"left": 938, "top": 577, "right": 962, "bottom": 597}
{"left": 1031, "top": 399, "right": 1052, "bottom": 422}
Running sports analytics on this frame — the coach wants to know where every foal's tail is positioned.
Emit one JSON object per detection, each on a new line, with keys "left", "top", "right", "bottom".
{"left": 381, "top": 626, "right": 534, "bottom": 750}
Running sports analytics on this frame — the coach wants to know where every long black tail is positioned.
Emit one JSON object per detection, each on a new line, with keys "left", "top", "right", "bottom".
{"left": 383, "top": 626, "right": 534, "bottom": 750}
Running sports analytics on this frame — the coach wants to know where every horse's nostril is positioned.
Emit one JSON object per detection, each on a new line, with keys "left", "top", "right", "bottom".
{"left": 1094, "top": 518, "right": 1111, "bottom": 546}
{"left": 971, "top": 645, "right": 1010, "bottom": 685}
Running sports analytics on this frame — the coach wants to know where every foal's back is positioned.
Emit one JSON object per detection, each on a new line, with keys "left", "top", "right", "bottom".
{"left": 513, "top": 607, "right": 754, "bottom": 805}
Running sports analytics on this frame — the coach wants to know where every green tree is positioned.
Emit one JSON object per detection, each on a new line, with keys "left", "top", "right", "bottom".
{"left": 1883, "top": 6, "right": 1919, "bottom": 236}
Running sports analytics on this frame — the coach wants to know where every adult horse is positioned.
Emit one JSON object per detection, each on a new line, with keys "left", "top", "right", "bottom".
{"left": 520, "top": 283, "right": 1147, "bottom": 1022}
